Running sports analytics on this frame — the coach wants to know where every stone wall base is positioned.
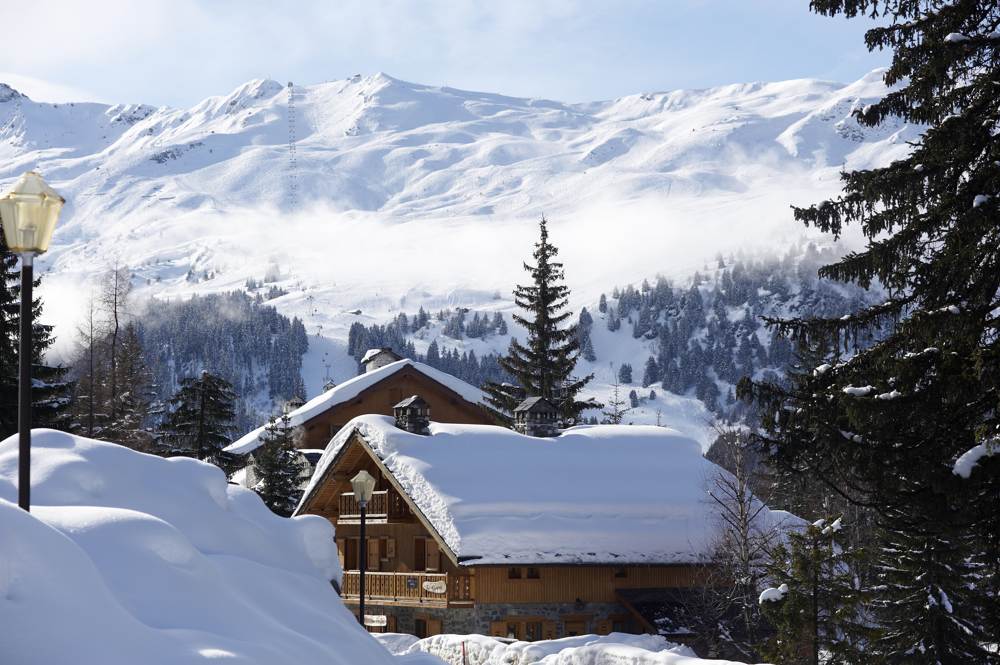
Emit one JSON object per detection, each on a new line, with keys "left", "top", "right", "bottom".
{"left": 356, "top": 601, "right": 640, "bottom": 639}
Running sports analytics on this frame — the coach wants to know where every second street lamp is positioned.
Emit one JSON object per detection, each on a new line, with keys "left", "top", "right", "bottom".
{"left": 350, "top": 469, "right": 377, "bottom": 629}
{"left": 0, "top": 171, "right": 65, "bottom": 512}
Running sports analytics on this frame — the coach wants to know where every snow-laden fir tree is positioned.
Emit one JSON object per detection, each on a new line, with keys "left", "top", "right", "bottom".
{"left": 485, "top": 217, "right": 597, "bottom": 423}
{"left": 159, "top": 370, "right": 237, "bottom": 472}
{"left": 741, "top": 2, "right": 1000, "bottom": 661}
{"left": 0, "top": 233, "right": 71, "bottom": 437}
{"left": 251, "top": 413, "right": 306, "bottom": 516}
{"left": 642, "top": 355, "right": 659, "bottom": 387}
{"left": 759, "top": 516, "right": 871, "bottom": 665}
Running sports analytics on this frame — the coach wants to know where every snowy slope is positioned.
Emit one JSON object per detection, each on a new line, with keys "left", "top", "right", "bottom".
{"left": 0, "top": 428, "right": 396, "bottom": 665}
{"left": 0, "top": 70, "right": 916, "bottom": 420}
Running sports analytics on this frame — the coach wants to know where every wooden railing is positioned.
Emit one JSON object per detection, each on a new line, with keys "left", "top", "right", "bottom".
{"left": 338, "top": 490, "right": 409, "bottom": 521}
{"left": 341, "top": 571, "right": 473, "bottom": 606}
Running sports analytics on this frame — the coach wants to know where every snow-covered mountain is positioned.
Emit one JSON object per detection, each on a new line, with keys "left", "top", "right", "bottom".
{"left": 1, "top": 71, "right": 916, "bottom": 441}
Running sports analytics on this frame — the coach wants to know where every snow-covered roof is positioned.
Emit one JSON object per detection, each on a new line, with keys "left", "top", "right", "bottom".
{"left": 361, "top": 347, "right": 398, "bottom": 364}
{"left": 225, "top": 359, "right": 487, "bottom": 456}
{"left": 299, "top": 415, "right": 794, "bottom": 565}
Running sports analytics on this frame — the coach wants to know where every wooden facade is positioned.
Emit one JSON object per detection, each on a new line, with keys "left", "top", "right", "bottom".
{"left": 292, "top": 364, "right": 493, "bottom": 449}
{"left": 300, "top": 432, "right": 708, "bottom": 639}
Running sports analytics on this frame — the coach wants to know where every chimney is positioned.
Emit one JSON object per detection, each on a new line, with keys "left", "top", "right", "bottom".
{"left": 393, "top": 395, "right": 431, "bottom": 435}
{"left": 362, "top": 347, "right": 402, "bottom": 373}
{"left": 513, "top": 396, "right": 559, "bottom": 437}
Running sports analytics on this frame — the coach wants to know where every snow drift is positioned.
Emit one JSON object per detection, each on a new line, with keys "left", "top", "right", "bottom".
{"left": 376, "top": 632, "right": 751, "bottom": 665}
{"left": 0, "top": 429, "right": 394, "bottom": 665}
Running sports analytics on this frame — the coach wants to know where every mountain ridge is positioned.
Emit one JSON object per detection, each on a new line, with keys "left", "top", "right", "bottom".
{"left": 0, "top": 70, "right": 915, "bottom": 421}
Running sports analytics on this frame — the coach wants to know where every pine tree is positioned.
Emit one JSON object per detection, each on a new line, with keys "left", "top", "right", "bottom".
{"left": 251, "top": 413, "right": 306, "bottom": 517}
{"left": 0, "top": 233, "right": 71, "bottom": 438}
{"left": 159, "top": 370, "right": 237, "bottom": 472}
{"left": 601, "top": 368, "right": 632, "bottom": 424}
{"left": 103, "top": 322, "right": 154, "bottom": 451}
{"left": 642, "top": 355, "right": 659, "bottom": 387}
{"left": 760, "top": 517, "right": 871, "bottom": 665}
{"left": 740, "top": 3, "right": 1000, "bottom": 661}
{"left": 485, "top": 218, "right": 597, "bottom": 423}
{"left": 618, "top": 362, "right": 632, "bottom": 384}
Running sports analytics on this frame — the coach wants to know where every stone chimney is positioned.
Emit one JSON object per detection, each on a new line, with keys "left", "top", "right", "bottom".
{"left": 513, "top": 396, "right": 559, "bottom": 437}
{"left": 393, "top": 395, "right": 431, "bottom": 435}
{"left": 362, "top": 347, "right": 402, "bottom": 373}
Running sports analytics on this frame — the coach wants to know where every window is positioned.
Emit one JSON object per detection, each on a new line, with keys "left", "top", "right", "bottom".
{"left": 414, "top": 618, "right": 428, "bottom": 639}
{"left": 414, "top": 537, "right": 426, "bottom": 571}
{"left": 613, "top": 567, "right": 627, "bottom": 578}
{"left": 612, "top": 618, "right": 630, "bottom": 633}
{"left": 425, "top": 539, "right": 440, "bottom": 572}
{"left": 525, "top": 621, "right": 543, "bottom": 642}
{"left": 505, "top": 623, "right": 519, "bottom": 640}
{"left": 526, "top": 567, "right": 540, "bottom": 579}
{"left": 507, "top": 567, "right": 522, "bottom": 579}
{"left": 343, "top": 538, "right": 359, "bottom": 570}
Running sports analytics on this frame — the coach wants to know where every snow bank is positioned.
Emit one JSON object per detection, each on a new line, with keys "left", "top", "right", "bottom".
{"left": 377, "top": 632, "right": 750, "bottom": 665}
{"left": 0, "top": 429, "right": 395, "bottom": 665}
{"left": 302, "top": 416, "right": 794, "bottom": 565}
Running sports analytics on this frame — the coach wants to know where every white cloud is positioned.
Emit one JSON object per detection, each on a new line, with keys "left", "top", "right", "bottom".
{"left": 0, "top": 72, "right": 106, "bottom": 103}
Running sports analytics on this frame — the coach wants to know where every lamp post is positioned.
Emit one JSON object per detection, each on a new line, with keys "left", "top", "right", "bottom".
{"left": 0, "top": 172, "right": 64, "bottom": 512}
{"left": 351, "top": 469, "right": 377, "bottom": 628}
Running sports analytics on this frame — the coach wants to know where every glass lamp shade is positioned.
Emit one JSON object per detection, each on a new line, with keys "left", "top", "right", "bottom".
{"left": 0, "top": 171, "right": 65, "bottom": 254}
{"left": 351, "top": 469, "right": 377, "bottom": 504}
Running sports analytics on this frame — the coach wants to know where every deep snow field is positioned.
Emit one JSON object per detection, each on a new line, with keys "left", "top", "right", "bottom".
{"left": 0, "top": 430, "right": 757, "bottom": 664}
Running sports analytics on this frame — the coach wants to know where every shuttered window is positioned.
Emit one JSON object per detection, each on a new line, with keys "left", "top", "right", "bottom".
{"left": 425, "top": 539, "right": 439, "bottom": 572}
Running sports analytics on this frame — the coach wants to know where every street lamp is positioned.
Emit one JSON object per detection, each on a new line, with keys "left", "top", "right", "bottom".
{"left": 0, "top": 172, "right": 65, "bottom": 512}
{"left": 351, "top": 469, "right": 377, "bottom": 628}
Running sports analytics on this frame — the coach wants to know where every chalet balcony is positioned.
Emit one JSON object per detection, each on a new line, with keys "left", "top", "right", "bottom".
{"left": 341, "top": 571, "right": 473, "bottom": 607}
{"left": 338, "top": 490, "right": 409, "bottom": 523}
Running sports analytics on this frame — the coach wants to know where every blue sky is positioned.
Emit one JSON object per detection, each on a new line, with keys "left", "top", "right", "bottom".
{"left": 2, "top": 0, "right": 888, "bottom": 106}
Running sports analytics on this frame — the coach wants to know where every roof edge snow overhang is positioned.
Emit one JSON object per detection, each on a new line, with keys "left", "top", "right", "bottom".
{"left": 294, "top": 426, "right": 461, "bottom": 568}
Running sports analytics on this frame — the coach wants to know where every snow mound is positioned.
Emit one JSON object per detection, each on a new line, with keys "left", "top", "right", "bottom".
{"left": 0, "top": 429, "right": 395, "bottom": 665}
{"left": 377, "top": 632, "right": 750, "bottom": 665}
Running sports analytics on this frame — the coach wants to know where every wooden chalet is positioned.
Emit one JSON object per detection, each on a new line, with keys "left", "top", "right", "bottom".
{"left": 225, "top": 353, "right": 493, "bottom": 458}
{"left": 295, "top": 411, "right": 789, "bottom": 640}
